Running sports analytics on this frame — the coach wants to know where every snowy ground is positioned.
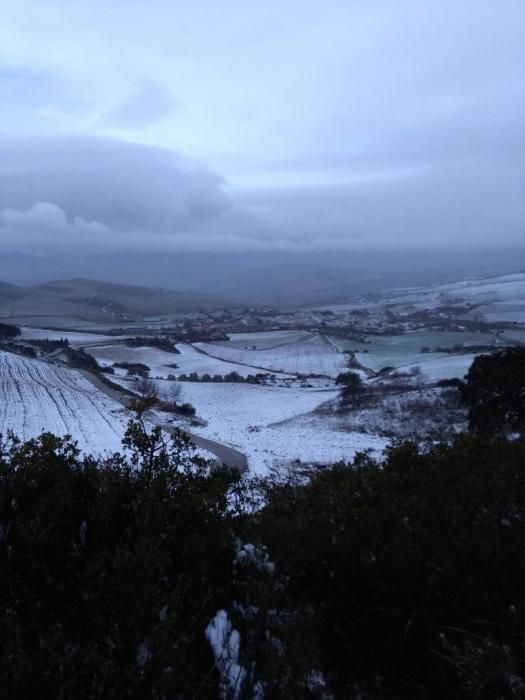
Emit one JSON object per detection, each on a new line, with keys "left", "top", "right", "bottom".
{"left": 352, "top": 330, "right": 500, "bottom": 373}
{"left": 391, "top": 354, "right": 477, "bottom": 382}
{"left": 148, "top": 380, "right": 386, "bottom": 475}
{"left": 174, "top": 343, "right": 284, "bottom": 378}
{"left": 316, "top": 273, "right": 525, "bottom": 322}
{"left": 197, "top": 334, "right": 349, "bottom": 378}
{"left": 435, "top": 273, "right": 525, "bottom": 303}
{"left": 502, "top": 329, "right": 525, "bottom": 345}
{"left": 88, "top": 344, "right": 186, "bottom": 378}
{"left": 88, "top": 342, "right": 275, "bottom": 379}
{"left": 291, "top": 386, "right": 467, "bottom": 440}
{"left": 20, "top": 327, "right": 126, "bottom": 346}
{"left": 225, "top": 330, "right": 315, "bottom": 349}
{"left": 0, "top": 350, "right": 130, "bottom": 454}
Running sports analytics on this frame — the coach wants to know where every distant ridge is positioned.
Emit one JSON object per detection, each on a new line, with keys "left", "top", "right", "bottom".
{"left": 0, "top": 281, "right": 26, "bottom": 303}
{"left": 0, "top": 248, "right": 524, "bottom": 308}
{"left": 0, "top": 277, "right": 233, "bottom": 325}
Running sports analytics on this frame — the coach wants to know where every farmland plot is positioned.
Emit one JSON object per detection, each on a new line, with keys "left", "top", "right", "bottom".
{"left": 0, "top": 350, "right": 129, "bottom": 453}
{"left": 21, "top": 328, "right": 127, "bottom": 346}
{"left": 354, "top": 330, "right": 500, "bottom": 374}
{"left": 88, "top": 343, "right": 268, "bottom": 378}
{"left": 174, "top": 343, "right": 275, "bottom": 377}
{"left": 88, "top": 345, "right": 183, "bottom": 378}
{"left": 196, "top": 334, "right": 349, "bottom": 377}
{"left": 389, "top": 354, "right": 477, "bottom": 382}
{"left": 226, "top": 330, "right": 315, "bottom": 349}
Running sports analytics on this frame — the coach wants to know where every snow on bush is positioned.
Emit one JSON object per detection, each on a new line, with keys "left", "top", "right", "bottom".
{"left": 205, "top": 610, "right": 246, "bottom": 698}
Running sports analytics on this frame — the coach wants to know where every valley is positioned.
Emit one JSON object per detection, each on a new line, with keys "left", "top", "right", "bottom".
{"left": 1, "top": 271, "right": 524, "bottom": 475}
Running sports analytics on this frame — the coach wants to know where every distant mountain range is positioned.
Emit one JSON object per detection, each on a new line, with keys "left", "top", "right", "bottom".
{"left": 1, "top": 248, "right": 524, "bottom": 310}
{"left": 0, "top": 278, "right": 229, "bottom": 326}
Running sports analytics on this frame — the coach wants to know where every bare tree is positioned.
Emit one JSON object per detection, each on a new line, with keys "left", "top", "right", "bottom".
{"left": 164, "top": 382, "right": 182, "bottom": 410}
{"left": 133, "top": 378, "right": 159, "bottom": 412}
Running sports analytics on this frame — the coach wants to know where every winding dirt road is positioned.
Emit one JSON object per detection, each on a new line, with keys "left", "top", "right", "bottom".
{"left": 79, "top": 370, "right": 248, "bottom": 472}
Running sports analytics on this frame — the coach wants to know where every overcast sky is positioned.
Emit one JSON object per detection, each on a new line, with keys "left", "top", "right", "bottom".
{"left": 0, "top": 0, "right": 523, "bottom": 254}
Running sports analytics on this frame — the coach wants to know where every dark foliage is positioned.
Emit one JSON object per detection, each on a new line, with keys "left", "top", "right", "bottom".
{"left": 125, "top": 337, "right": 180, "bottom": 353}
{"left": 63, "top": 347, "right": 103, "bottom": 371}
{"left": 0, "top": 422, "right": 240, "bottom": 699}
{"left": 247, "top": 435, "right": 525, "bottom": 698}
{"left": 1, "top": 343, "right": 37, "bottom": 358}
{"left": 112, "top": 362, "right": 150, "bottom": 377}
{"left": 28, "top": 337, "right": 69, "bottom": 352}
{"left": 0, "top": 323, "right": 21, "bottom": 338}
{"left": 435, "top": 377, "right": 463, "bottom": 388}
{"left": 1, "top": 424, "right": 525, "bottom": 698}
{"left": 178, "top": 372, "right": 263, "bottom": 384}
{"left": 461, "top": 347, "right": 525, "bottom": 434}
{"left": 337, "top": 371, "right": 366, "bottom": 408}
{"left": 174, "top": 402, "right": 196, "bottom": 416}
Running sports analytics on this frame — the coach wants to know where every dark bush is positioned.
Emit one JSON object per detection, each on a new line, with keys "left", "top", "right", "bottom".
{"left": 2, "top": 423, "right": 525, "bottom": 698}
{"left": 461, "top": 347, "right": 525, "bottom": 434}
{"left": 0, "top": 322, "right": 21, "bottom": 338}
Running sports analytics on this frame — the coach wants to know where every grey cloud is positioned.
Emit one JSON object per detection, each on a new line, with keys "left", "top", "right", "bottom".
{"left": 0, "top": 202, "right": 112, "bottom": 254}
{"left": 98, "top": 80, "right": 178, "bottom": 129}
{"left": 0, "top": 136, "right": 228, "bottom": 238}
{"left": 0, "top": 133, "right": 523, "bottom": 257}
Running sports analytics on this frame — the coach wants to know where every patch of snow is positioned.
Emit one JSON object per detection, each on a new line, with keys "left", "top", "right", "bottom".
{"left": 205, "top": 610, "right": 246, "bottom": 699}
{"left": 148, "top": 381, "right": 386, "bottom": 475}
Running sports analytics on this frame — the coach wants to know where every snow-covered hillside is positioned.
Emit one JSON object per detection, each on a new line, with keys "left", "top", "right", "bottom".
{"left": 0, "top": 350, "right": 129, "bottom": 453}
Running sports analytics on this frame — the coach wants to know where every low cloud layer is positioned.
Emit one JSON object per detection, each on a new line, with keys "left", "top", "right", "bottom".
{"left": 0, "top": 134, "right": 523, "bottom": 255}
{"left": 0, "top": 137, "right": 230, "bottom": 253}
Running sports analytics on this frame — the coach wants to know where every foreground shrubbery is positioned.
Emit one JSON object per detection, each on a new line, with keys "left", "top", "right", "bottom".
{"left": 1, "top": 420, "right": 525, "bottom": 698}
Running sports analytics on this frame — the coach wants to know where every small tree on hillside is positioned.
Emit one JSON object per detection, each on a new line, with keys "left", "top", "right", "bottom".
{"left": 337, "top": 371, "right": 365, "bottom": 409}
{"left": 0, "top": 323, "right": 21, "bottom": 338}
{"left": 164, "top": 382, "right": 182, "bottom": 410}
{"left": 133, "top": 377, "right": 159, "bottom": 412}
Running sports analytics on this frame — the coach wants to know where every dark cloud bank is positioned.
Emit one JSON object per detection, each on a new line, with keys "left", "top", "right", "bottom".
{"left": 0, "top": 134, "right": 523, "bottom": 254}
{"left": 0, "top": 134, "right": 523, "bottom": 305}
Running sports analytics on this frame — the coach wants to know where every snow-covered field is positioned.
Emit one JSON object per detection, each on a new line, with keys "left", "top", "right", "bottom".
{"left": 150, "top": 380, "right": 385, "bottom": 474}
{"left": 21, "top": 327, "right": 127, "bottom": 346}
{"left": 88, "top": 342, "right": 272, "bottom": 378}
{"left": 435, "top": 273, "right": 525, "bottom": 303}
{"left": 0, "top": 350, "right": 130, "bottom": 454}
{"left": 197, "top": 334, "right": 349, "bottom": 377}
{"left": 391, "top": 354, "right": 477, "bottom": 382}
{"left": 502, "top": 328, "right": 525, "bottom": 345}
{"left": 225, "top": 330, "right": 315, "bottom": 349}
{"left": 88, "top": 344, "right": 186, "bottom": 378}
{"left": 352, "top": 330, "right": 499, "bottom": 373}
{"left": 470, "top": 304, "right": 525, "bottom": 324}
{"left": 316, "top": 273, "right": 525, "bottom": 319}
{"left": 174, "top": 343, "right": 280, "bottom": 377}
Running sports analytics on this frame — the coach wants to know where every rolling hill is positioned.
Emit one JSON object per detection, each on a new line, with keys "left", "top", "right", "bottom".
{"left": 0, "top": 278, "right": 231, "bottom": 326}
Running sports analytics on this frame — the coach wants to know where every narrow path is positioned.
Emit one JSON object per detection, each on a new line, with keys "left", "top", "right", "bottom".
{"left": 158, "top": 422, "right": 248, "bottom": 472}
{"left": 79, "top": 370, "right": 249, "bottom": 472}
